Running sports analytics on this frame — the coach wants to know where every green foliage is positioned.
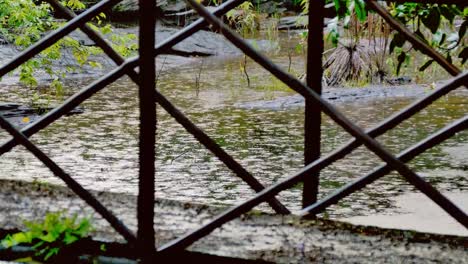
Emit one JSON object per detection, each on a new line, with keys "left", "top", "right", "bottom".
{"left": 327, "top": 0, "right": 369, "bottom": 46}
{"left": 390, "top": 3, "right": 466, "bottom": 74}
{"left": 1, "top": 211, "right": 93, "bottom": 262}
{"left": 297, "top": 0, "right": 466, "bottom": 76}
{"left": 226, "top": 1, "right": 260, "bottom": 37}
{"left": 0, "top": 0, "right": 137, "bottom": 92}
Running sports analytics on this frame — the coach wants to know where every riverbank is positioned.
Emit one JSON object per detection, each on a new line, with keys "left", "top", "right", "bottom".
{"left": 0, "top": 179, "right": 467, "bottom": 263}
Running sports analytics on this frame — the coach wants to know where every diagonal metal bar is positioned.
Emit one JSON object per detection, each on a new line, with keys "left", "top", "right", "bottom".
{"left": 157, "top": 1, "right": 468, "bottom": 251}
{"left": 300, "top": 116, "right": 468, "bottom": 216}
{"left": 0, "top": 0, "right": 290, "bottom": 214}
{"left": 0, "top": 0, "right": 123, "bottom": 79}
{"left": 366, "top": 0, "right": 461, "bottom": 77}
{"left": 0, "top": 115, "right": 137, "bottom": 244}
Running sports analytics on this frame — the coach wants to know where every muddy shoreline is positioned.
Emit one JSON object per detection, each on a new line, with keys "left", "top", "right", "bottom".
{"left": 234, "top": 82, "right": 461, "bottom": 110}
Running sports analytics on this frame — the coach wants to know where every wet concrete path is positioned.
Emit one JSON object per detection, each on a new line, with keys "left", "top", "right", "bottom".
{"left": 0, "top": 180, "right": 466, "bottom": 263}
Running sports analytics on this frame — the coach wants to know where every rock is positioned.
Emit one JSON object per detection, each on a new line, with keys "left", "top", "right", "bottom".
{"left": 278, "top": 16, "right": 332, "bottom": 31}
{"left": 278, "top": 15, "right": 308, "bottom": 30}
{"left": 0, "top": 103, "right": 83, "bottom": 128}
{"left": 83, "top": 0, "right": 166, "bottom": 22}
{"left": 163, "top": 6, "right": 218, "bottom": 27}
{"left": 163, "top": 0, "right": 188, "bottom": 13}
{"left": 386, "top": 76, "right": 412, "bottom": 85}
{"left": 253, "top": 0, "right": 287, "bottom": 15}
{"left": 0, "top": 35, "right": 8, "bottom": 45}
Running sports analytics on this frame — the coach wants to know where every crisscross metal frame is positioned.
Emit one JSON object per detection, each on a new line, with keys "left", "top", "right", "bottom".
{"left": 0, "top": 0, "right": 466, "bottom": 260}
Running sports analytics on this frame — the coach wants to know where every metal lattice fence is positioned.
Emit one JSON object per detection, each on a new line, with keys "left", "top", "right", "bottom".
{"left": 0, "top": 0, "right": 466, "bottom": 261}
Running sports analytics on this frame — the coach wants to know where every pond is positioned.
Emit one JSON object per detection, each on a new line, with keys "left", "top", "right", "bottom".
{"left": 0, "top": 31, "right": 466, "bottom": 235}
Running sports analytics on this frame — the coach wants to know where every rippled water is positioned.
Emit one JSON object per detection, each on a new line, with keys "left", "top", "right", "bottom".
{"left": 0, "top": 49, "right": 467, "bottom": 221}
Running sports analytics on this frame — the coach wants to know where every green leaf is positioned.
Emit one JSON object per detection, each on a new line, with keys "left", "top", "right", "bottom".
{"left": 1, "top": 235, "right": 15, "bottom": 248}
{"left": 419, "top": 59, "right": 434, "bottom": 71}
{"left": 421, "top": 7, "right": 440, "bottom": 34}
{"left": 458, "top": 47, "right": 467, "bottom": 64}
{"left": 32, "top": 241, "right": 45, "bottom": 250}
{"left": 11, "top": 257, "right": 35, "bottom": 263}
{"left": 11, "top": 232, "right": 31, "bottom": 244}
{"left": 389, "top": 33, "right": 406, "bottom": 54}
{"left": 44, "top": 247, "right": 60, "bottom": 260}
{"left": 333, "top": 0, "right": 348, "bottom": 18}
{"left": 459, "top": 20, "right": 467, "bottom": 40}
{"left": 396, "top": 51, "right": 406, "bottom": 75}
{"left": 64, "top": 233, "right": 78, "bottom": 245}
{"left": 446, "top": 53, "right": 452, "bottom": 64}
{"left": 439, "top": 5, "right": 456, "bottom": 24}
{"left": 354, "top": 0, "right": 367, "bottom": 22}
{"left": 414, "top": 29, "right": 428, "bottom": 44}
{"left": 438, "top": 33, "right": 446, "bottom": 46}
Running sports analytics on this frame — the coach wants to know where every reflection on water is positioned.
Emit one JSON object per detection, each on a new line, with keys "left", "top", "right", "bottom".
{"left": 0, "top": 55, "right": 466, "bottom": 222}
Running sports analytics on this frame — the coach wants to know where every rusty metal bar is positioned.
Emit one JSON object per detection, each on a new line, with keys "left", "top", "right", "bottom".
{"left": 0, "top": 0, "right": 123, "bottom": 79}
{"left": 137, "top": 0, "right": 157, "bottom": 261}
{"left": 302, "top": 0, "right": 325, "bottom": 208}
{"left": 0, "top": 115, "right": 137, "bottom": 244}
{"left": 300, "top": 116, "right": 468, "bottom": 216}
{"left": 157, "top": 1, "right": 468, "bottom": 251}
{"left": 366, "top": 0, "right": 461, "bottom": 77}
{"left": 6, "top": 0, "right": 289, "bottom": 214}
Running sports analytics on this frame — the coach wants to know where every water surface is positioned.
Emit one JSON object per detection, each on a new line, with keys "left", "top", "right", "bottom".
{"left": 0, "top": 42, "right": 466, "bottom": 235}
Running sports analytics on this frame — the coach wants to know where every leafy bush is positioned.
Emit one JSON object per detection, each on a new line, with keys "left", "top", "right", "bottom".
{"left": 1, "top": 211, "right": 93, "bottom": 261}
{"left": 0, "top": 0, "right": 137, "bottom": 90}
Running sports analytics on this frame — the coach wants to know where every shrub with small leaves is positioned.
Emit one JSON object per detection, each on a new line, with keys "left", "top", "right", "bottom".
{"left": 0, "top": 0, "right": 137, "bottom": 93}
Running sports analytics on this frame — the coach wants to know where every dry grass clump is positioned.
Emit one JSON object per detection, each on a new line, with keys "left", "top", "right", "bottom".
{"left": 323, "top": 13, "right": 392, "bottom": 86}
{"left": 324, "top": 41, "right": 373, "bottom": 86}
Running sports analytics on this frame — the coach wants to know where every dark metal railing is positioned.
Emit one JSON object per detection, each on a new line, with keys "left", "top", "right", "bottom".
{"left": 0, "top": 0, "right": 466, "bottom": 261}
